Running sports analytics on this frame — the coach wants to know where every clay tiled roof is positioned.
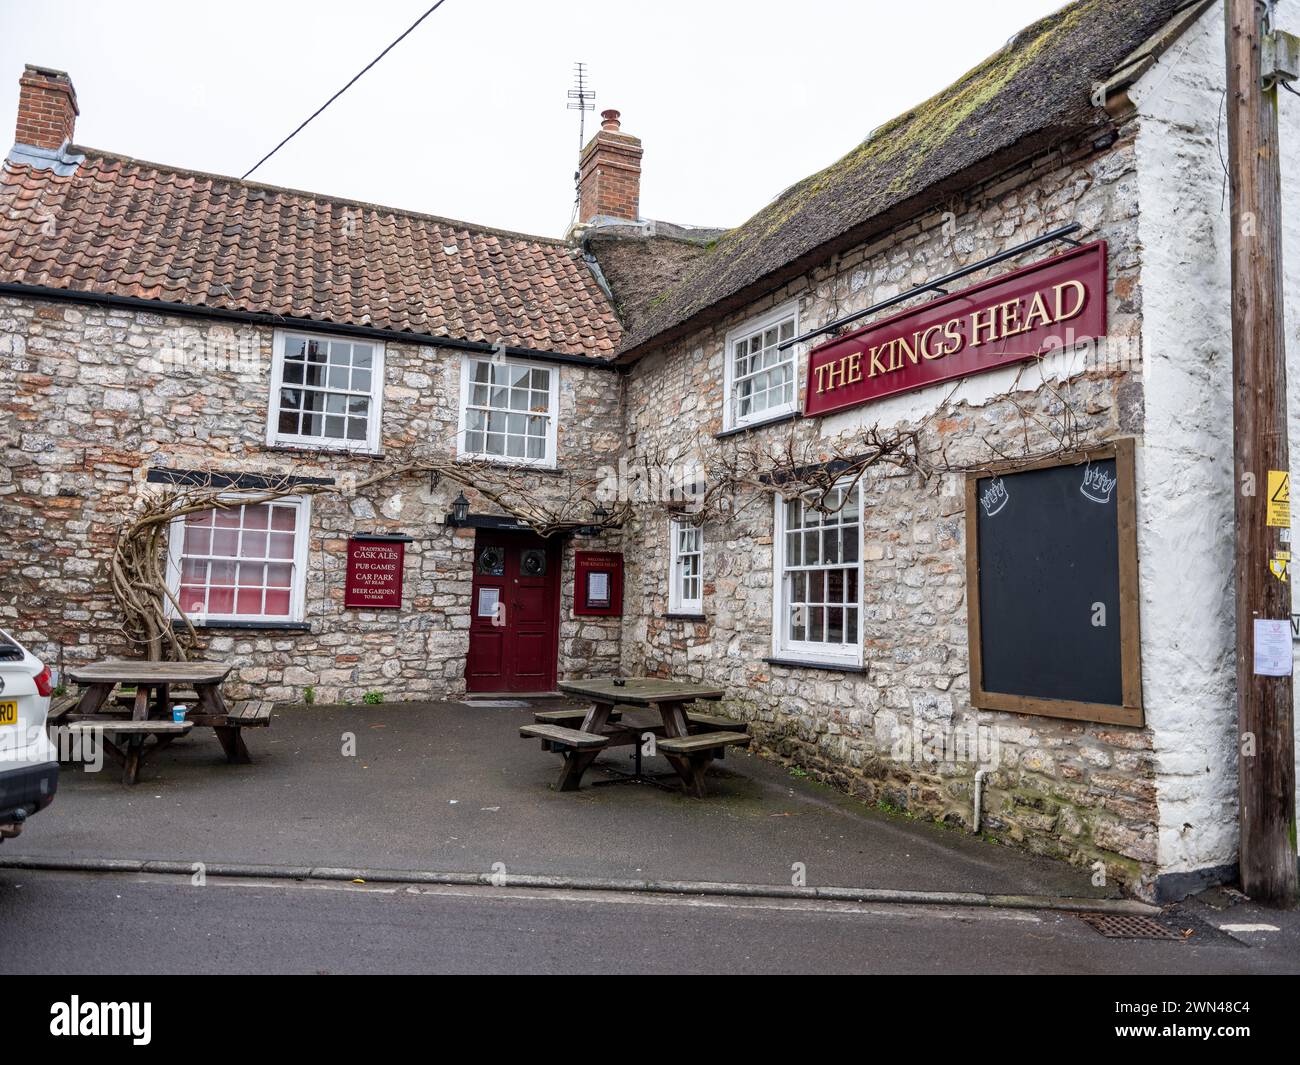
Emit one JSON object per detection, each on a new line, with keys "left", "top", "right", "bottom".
{"left": 616, "top": 0, "right": 1186, "bottom": 360}
{"left": 0, "top": 149, "right": 621, "bottom": 358}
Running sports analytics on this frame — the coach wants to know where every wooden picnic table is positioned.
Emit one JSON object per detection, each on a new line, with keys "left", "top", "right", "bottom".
{"left": 541, "top": 678, "right": 747, "bottom": 797}
{"left": 61, "top": 660, "right": 270, "bottom": 784}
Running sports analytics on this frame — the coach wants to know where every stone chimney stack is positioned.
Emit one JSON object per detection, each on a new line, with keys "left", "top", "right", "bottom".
{"left": 14, "top": 64, "right": 79, "bottom": 150}
{"left": 577, "top": 109, "right": 642, "bottom": 224}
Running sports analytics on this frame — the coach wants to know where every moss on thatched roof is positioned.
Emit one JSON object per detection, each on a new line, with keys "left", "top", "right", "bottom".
{"left": 617, "top": 0, "right": 1188, "bottom": 360}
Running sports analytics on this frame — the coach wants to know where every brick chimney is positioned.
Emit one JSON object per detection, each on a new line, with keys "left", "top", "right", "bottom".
{"left": 14, "top": 65, "right": 79, "bottom": 150}
{"left": 577, "top": 109, "right": 642, "bottom": 224}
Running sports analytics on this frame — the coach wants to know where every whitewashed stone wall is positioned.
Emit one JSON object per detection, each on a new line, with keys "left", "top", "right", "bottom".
{"left": 1132, "top": 0, "right": 1300, "bottom": 888}
{"left": 0, "top": 302, "right": 623, "bottom": 702}
{"left": 620, "top": 124, "right": 1165, "bottom": 894}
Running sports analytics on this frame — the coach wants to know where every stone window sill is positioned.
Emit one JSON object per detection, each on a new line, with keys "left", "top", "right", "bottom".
{"left": 763, "top": 656, "right": 868, "bottom": 675}
{"left": 715, "top": 410, "right": 801, "bottom": 440}
{"left": 664, "top": 612, "right": 708, "bottom": 621}
{"left": 455, "top": 459, "right": 565, "bottom": 477}
{"left": 263, "top": 442, "right": 385, "bottom": 461}
{"left": 181, "top": 620, "right": 313, "bottom": 632}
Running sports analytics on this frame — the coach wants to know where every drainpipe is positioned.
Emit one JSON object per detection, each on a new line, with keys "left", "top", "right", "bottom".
{"left": 972, "top": 768, "right": 988, "bottom": 834}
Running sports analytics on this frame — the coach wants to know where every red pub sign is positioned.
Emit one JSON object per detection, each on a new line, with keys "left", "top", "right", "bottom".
{"left": 803, "top": 240, "right": 1107, "bottom": 416}
{"left": 344, "top": 536, "right": 407, "bottom": 609}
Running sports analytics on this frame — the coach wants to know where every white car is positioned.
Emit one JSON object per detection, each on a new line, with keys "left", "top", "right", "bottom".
{"left": 0, "top": 629, "right": 59, "bottom": 841}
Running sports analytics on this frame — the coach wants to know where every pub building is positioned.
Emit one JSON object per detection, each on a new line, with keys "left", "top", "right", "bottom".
{"left": 2, "top": 0, "right": 1298, "bottom": 899}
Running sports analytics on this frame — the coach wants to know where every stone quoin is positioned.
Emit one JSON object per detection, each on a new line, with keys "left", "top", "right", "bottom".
{"left": 2, "top": 0, "right": 1299, "bottom": 901}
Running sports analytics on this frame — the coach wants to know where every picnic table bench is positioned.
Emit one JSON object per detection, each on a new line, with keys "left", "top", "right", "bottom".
{"left": 59, "top": 661, "right": 271, "bottom": 784}
{"left": 519, "top": 723, "right": 610, "bottom": 791}
{"left": 45, "top": 691, "right": 80, "bottom": 724}
{"left": 657, "top": 730, "right": 751, "bottom": 792}
{"left": 530, "top": 707, "right": 623, "bottom": 728}
{"left": 521, "top": 678, "right": 748, "bottom": 797}
{"left": 64, "top": 720, "right": 193, "bottom": 785}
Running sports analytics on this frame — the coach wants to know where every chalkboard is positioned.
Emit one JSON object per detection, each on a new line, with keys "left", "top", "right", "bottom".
{"left": 965, "top": 440, "right": 1142, "bottom": 726}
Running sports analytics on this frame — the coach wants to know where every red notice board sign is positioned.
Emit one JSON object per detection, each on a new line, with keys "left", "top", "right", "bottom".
{"left": 344, "top": 537, "right": 407, "bottom": 609}
{"left": 574, "top": 551, "right": 623, "bottom": 617}
{"left": 804, "top": 240, "right": 1108, "bottom": 416}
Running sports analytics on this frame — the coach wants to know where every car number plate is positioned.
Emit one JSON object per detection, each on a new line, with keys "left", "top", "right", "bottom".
{"left": 0, "top": 701, "right": 17, "bottom": 726}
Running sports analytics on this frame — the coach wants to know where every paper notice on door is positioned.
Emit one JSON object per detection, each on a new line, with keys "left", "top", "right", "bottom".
{"left": 477, "top": 587, "right": 500, "bottom": 618}
{"left": 1253, "top": 618, "right": 1293, "bottom": 676}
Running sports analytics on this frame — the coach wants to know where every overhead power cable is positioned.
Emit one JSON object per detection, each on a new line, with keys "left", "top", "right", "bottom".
{"left": 242, "top": 0, "right": 451, "bottom": 180}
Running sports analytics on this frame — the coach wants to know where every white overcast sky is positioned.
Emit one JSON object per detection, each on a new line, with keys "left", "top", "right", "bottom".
{"left": 1, "top": 0, "right": 1067, "bottom": 238}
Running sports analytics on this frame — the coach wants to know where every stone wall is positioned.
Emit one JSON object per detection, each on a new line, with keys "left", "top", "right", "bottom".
{"left": 0, "top": 300, "right": 624, "bottom": 702}
{"left": 618, "top": 121, "right": 1167, "bottom": 895}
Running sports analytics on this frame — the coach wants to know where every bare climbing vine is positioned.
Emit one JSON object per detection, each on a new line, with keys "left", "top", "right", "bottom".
{"left": 111, "top": 450, "right": 627, "bottom": 662}
{"left": 641, "top": 356, "right": 1098, "bottom": 527}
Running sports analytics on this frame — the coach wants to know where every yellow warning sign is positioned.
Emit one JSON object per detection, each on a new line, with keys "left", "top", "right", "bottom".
{"left": 1270, "top": 550, "right": 1290, "bottom": 583}
{"left": 1267, "top": 470, "right": 1290, "bottom": 527}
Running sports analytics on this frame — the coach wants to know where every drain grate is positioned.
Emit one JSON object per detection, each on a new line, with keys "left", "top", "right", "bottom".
{"left": 1077, "top": 912, "right": 1184, "bottom": 940}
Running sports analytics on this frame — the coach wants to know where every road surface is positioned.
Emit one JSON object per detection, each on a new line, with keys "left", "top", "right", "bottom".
{"left": 1, "top": 869, "right": 1296, "bottom": 975}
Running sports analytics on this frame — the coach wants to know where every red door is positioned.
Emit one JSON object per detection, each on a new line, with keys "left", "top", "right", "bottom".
{"left": 466, "top": 531, "right": 561, "bottom": 693}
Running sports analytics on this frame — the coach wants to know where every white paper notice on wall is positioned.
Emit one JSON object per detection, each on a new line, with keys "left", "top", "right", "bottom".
{"left": 1253, "top": 619, "right": 1293, "bottom": 676}
{"left": 477, "top": 587, "right": 500, "bottom": 618}
{"left": 587, "top": 571, "right": 610, "bottom": 606}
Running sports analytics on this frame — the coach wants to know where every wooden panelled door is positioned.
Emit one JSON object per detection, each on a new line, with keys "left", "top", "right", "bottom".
{"left": 465, "top": 531, "right": 561, "bottom": 693}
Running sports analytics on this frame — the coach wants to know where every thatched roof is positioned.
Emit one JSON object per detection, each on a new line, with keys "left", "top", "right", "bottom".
{"left": 616, "top": 0, "right": 1191, "bottom": 361}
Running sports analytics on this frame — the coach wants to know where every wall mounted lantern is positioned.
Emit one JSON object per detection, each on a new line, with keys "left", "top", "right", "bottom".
{"left": 448, "top": 491, "right": 470, "bottom": 527}
{"left": 577, "top": 503, "right": 610, "bottom": 537}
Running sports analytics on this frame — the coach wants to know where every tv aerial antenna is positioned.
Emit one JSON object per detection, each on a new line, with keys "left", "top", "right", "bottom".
{"left": 568, "top": 62, "right": 596, "bottom": 152}
{"left": 567, "top": 62, "right": 596, "bottom": 219}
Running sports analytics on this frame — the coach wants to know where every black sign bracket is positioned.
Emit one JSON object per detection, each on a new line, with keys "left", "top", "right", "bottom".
{"left": 780, "top": 223, "right": 1083, "bottom": 351}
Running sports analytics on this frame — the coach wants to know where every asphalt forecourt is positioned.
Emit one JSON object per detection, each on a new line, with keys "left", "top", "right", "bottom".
{"left": 10, "top": 701, "right": 1116, "bottom": 901}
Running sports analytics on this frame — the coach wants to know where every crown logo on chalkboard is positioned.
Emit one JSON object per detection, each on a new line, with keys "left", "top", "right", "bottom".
{"left": 1080, "top": 465, "right": 1116, "bottom": 504}
{"left": 979, "top": 478, "right": 1009, "bottom": 517}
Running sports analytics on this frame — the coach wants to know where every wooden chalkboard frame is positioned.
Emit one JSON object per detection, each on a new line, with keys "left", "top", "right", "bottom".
{"left": 964, "top": 438, "right": 1143, "bottom": 727}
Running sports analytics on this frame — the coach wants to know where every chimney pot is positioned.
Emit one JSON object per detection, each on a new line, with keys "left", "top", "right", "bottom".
{"left": 600, "top": 109, "right": 621, "bottom": 132}
{"left": 14, "top": 64, "right": 79, "bottom": 151}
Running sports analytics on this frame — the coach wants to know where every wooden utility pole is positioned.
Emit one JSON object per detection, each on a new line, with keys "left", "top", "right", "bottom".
{"left": 1226, "top": 0, "right": 1298, "bottom": 907}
